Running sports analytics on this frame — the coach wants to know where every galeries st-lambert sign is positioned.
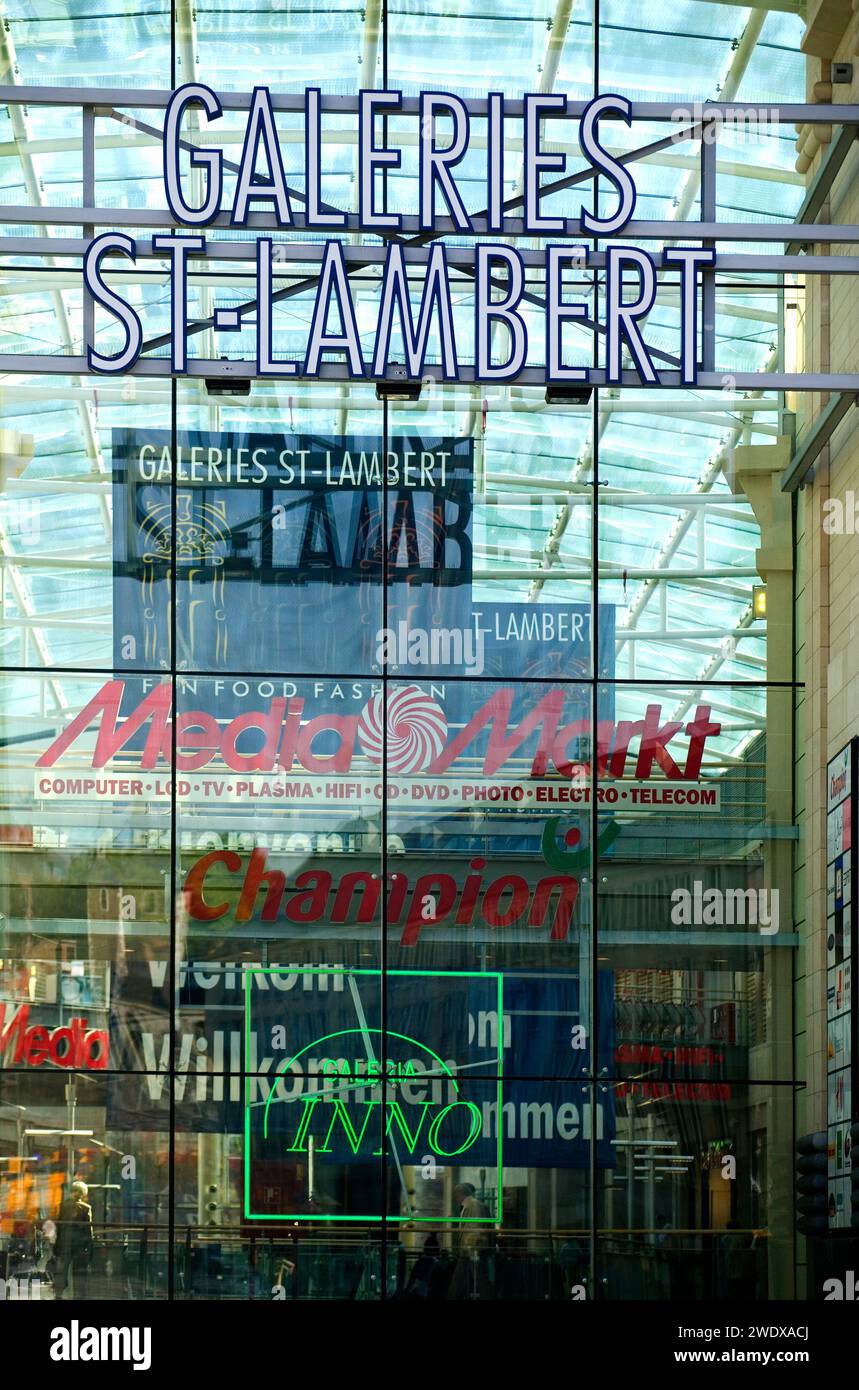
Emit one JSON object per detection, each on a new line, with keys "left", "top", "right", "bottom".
{"left": 84, "top": 85, "right": 718, "bottom": 384}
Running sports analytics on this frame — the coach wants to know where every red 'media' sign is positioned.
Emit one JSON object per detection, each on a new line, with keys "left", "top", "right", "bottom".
{"left": 36, "top": 679, "right": 720, "bottom": 780}
{"left": 0, "top": 1004, "right": 109, "bottom": 1070}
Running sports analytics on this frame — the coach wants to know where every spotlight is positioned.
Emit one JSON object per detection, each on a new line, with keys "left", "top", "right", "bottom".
{"left": 375, "top": 363, "right": 422, "bottom": 402}
{"left": 545, "top": 384, "right": 593, "bottom": 406}
{"left": 204, "top": 361, "right": 251, "bottom": 396}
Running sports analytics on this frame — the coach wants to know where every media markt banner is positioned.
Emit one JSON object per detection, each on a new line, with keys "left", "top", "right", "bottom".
{"left": 34, "top": 677, "right": 723, "bottom": 814}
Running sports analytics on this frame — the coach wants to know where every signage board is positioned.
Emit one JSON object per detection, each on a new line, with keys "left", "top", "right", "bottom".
{"left": 111, "top": 429, "right": 474, "bottom": 677}
{"left": 826, "top": 740, "right": 857, "bottom": 1230}
{"left": 83, "top": 87, "right": 720, "bottom": 387}
{"left": 107, "top": 964, "right": 615, "bottom": 1178}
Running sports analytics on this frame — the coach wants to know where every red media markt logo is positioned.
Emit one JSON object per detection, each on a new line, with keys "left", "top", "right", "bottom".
{"left": 357, "top": 686, "right": 448, "bottom": 774}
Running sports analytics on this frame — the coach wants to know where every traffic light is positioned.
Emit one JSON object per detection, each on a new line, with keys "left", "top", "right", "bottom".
{"left": 795, "top": 1131, "right": 827, "bottom": 1236}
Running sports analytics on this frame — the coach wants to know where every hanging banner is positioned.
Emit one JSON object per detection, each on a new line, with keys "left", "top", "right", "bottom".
{"left": 111, "top": 429, "right": 474, "bottom": 678}
{"left": 106, "top": 964, "right": 615, "bottom": 1187}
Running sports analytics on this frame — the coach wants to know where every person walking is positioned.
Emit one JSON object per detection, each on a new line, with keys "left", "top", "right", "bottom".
{"left": 449, "top": 1183, "right": 491, "bottom": 1299}
{"left": 52, "top": 1181, "right": 93, "bottom": 1300}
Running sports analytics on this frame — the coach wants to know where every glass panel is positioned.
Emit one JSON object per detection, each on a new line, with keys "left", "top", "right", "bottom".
{"left": 0, "top": 376, "right": 174, "bottom": 670}
{"left": 1, "top": 3, "right": 171, "bottom": 89}
{"left": 0, "top": 1068, "right": 170, "bottom": 1299}
{"left": 595, "top": 682, "right": 794, "bottom": 1082}
{"left": 597, "top": 388, "right": 771, "bottom": 682}
{"left": 0, "top": 670, "right": 171, "bottom": 1073}
{"left": 193, "top": 1, "right": 373, "bottom": 92}
{"left": 598, "top": 1082, "right": 794, "bottom": 1301}
{"left": 0, "top": 0, "right": 812, "bottom": 1302}
{"left": 398, "top": 1078, "right": 593, "bottom": 1301}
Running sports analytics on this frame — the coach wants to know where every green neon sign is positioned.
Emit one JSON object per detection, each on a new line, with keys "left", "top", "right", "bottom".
{"left": 243, "top": 967, "right": 503, "bottom": 1224}
{"left": 261, "top": 1027, "right": 463, "bottom": 1137}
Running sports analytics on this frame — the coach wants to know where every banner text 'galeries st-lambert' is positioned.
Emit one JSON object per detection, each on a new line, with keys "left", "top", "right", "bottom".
{"left": 83, "top": 85, "right": 717, "bottom": 383}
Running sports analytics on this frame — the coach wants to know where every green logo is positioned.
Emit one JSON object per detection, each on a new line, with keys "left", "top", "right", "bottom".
{"left": 540, "top": 815, "right": 620, "bottom": 871}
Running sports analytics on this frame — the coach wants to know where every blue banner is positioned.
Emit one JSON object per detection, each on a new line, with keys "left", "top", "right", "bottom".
{"left": 112, "top": 429, "right": 474, "bottom": 676}
{"left": 107, "top": 965, "right": 615, "bottom": 1171}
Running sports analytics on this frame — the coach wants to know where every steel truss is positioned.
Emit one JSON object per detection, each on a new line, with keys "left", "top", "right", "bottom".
{"left": 0, "top": 65, "right": 847, "bottom": 677}
{"left": 0, "top": 85, "right": 852, "bottom": 399}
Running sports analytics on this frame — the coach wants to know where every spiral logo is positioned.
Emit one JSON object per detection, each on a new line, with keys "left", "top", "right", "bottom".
{"left": 357, "top": 686, "right": 448, "bottom": 774}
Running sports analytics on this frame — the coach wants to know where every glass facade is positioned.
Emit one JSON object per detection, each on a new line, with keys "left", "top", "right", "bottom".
{"left": 0, "top": 0, "right": 807, "bottom": 1302}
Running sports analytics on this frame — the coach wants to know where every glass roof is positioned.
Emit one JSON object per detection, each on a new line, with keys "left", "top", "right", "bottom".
{"left": 0, "top": 0, "right": 807, "bottom": 768}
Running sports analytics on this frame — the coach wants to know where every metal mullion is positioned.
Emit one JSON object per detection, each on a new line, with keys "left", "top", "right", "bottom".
{"left": 700, "top": 121, "right": 717, "bottom": 375}
{"left": 379, "top": 0, "right": 389, "bottom": 1300}
{"left": 3, "top": 239, "right": 858, "bottom": 275}
{"left": 781, "top": 390, "right": 859, "bottom": 491}
{"left": 9, "top": 202, "right": 859, "bottom": 241}
{"left": 167, "top": 0, "right": 177, "bottom": 1307}
{"left": 1, "top": 355, "right": 857, "bottom": 390}
{"left": 0, "top": 86, "right": 855, "bottom": 122}
{"left": 590, "top": 0, "right": 600, "bottom": 1306}
{"left": 82, "top": 106, "right": 95, "bottom": 355}
{"left": 787, "top": 121, "right": 859, "bottom": 254}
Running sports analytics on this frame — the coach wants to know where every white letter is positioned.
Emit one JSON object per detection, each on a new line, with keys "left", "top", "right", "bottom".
{"left": 305, "top": 87, "right": 346, "bottom": 228}
{"left": 420, "top": 92, "right": 472, "bottom": 231}
{"left": 232, "top": 87, "right": 292, "bottom": 226}
{"left": 662, "top": 247, "right": 716, "bottom": 383}
{"left": 524, "top": 93, "right": 567, "bottom": 233}
{"left": 547, "top": 244, "right": 589, "bottom": 381}
{"left": 759, "top": 889, "right": 778, "bottom": 936}
{"left": 475, "top": 245, "right": 527, "bottom": 381}
{"left": 359, "top": 91, "right": 402, "bottom": 230}
{"left": 50, "top": 1327, "right": 70, "bottom": 1361}
{"left": 163, "top": 83, "right": 223, "bottom": 225}
{"left": 134, "top": 1329, "right": 152, "bottom": 1372}
{"left": 151, "top": 234, "right": 205, "bottom": 372}
{"left": 372, "top": 242, "right": 457, "bottom": 379}
{"left": 304, "top": 241, "right": 364, "bottom": 377}
{"left": 487, "top": 92, "right": 505, "bottom": 232}
{"left": 580, "top": 95, "right": 636, "bottom": 235}
{"left": 822, "top": 498, "right": 842, "bottom": 534}
{"left": 670, "top": 887, "right": 691, "bottom": 925}
{"left": 605, "top": 247, "right": 657, "bottom": 384}
{"left": 84, "top": 233, "right": 142, "bottom": 373}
